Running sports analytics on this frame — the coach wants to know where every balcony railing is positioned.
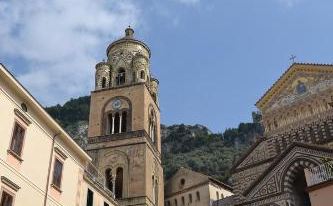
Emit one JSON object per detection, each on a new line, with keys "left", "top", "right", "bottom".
{"left": 305, "top": 161, "right": 333, "bottom": 187}
{"left": 84, "top": 162, "right": 114, "bottom": 198}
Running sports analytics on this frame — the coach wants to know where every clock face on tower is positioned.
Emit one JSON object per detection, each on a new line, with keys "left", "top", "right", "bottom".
{"left": 112, "top": 99, "right": 122, "bottom": 109}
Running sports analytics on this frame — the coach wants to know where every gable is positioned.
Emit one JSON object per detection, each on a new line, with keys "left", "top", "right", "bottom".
{"left": 243, "top": 143, "right": 333, "bottom": 202}
{"left": 165, "top": 168, "right": 209, "bottom": 196}
{"left": 234, "top": 139, "right": 276, "bottom": 171}
{"left": 256, "top": 63, "right": 333, "bottom": 113}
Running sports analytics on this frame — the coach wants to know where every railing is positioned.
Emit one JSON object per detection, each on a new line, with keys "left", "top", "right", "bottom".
{"left": 84, "top": 162, "right": 114, "bottom": 198}
{"left": 305, "top": 161, "right": 333, "bottom": 187}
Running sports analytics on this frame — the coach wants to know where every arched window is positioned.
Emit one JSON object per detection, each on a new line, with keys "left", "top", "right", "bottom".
{"left": 140, "top": 70, "right": 145, "bottom": 80}
{"left": 105, "top": 168, "right": 113, "bottom": 192}
{"left": 108, "top": 114, "right": 113, "bottom": 134}
{"left": 149, "top": 109, "right": 157, "bottom": 144}
{"left": 152, "top": 176, "right": 158, "bottom": 205}
{"left": 104, "top": 98, "right": 131, "bottom": 135}
{"left": 196, "top": 191, "right": 200, "bottom": 201}
{"left": 189, "top": 194, "right": 192, "bottom": 203}
{"left": 155, "top": 179, "right": 158, "bottom": 205}
{"left": 115, "top": 167, "right": 123, "bottom": 199}
{"left": 114, "top": 112, "right": 120, "bottom": 134}
{"left": 102, "top": 77, "right": 107, "bottom": 88}
{"left": 116, "top": 68, "right": 126, "bottom": 85}
{"left": 121, "top": 111, "right": 127, "bottom": 132}
{"left": 132, "top": 71, "right": 136, "bottom": 83}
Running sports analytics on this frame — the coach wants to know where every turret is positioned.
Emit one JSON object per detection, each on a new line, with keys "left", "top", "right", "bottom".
{"left": 94, "top": 27, "right": 158, "bottom": 104}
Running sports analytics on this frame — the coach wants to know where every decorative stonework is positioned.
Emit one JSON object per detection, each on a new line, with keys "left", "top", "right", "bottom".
{"left": 236, "top": 140, "right": 276, "bottom": 170}
{"left": 233, "top": 64, "right": 333, "bottom": 206}
{"left": 232, "top": 162, "right": 271, "bottom": 195}
{"left": 267, "top": 73, "right": 333, "bottom": 112}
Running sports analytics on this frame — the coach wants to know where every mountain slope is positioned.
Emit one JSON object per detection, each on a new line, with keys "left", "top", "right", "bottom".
{"left": 45, "top": 96, "right": 263, "bottom": 182}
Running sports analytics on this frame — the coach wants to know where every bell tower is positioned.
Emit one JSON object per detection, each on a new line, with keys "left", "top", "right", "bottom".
{"left": 86, "top": 27, "right": 163, "bottom": 206}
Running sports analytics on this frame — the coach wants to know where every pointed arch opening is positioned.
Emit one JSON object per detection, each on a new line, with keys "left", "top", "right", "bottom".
{"left": 102, "top": 77, "right": 107, "bottom": 88}
{"left": 115, "top": 167, "right": 123, "bottom": 199}
{"left": 121, "top": 111, "right": 127, "bottom": 132}
{"left": 140, "top": 70, "right": 145, "bottom": 80}
{"left": 116, "top": 68, "right": 126, "bottom": 85}
{"left": 105, "top": 168, "right": 113, "bottom": 192}
{"left": 103, "top": 97, "right": 132, "bottom": 135}
{"left": 281, "top": 158, "right": 319, "bottom": 206}
{"left": 114, "top": 112, "right": 120, "bottom": 134}
{"left": 149, "top": 108, "right": 157, "bottom": 145}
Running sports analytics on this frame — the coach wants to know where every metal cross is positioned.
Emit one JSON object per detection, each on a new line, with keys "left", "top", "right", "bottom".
{"left": 289, "top": 55, "right": 296, "bottom": 63}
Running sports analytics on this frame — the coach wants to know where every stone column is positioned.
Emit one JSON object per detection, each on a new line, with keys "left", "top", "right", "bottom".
{"left": 119, "top": 114, "right": 122, "bottom": 133}
{"left": 112, "top": 115, "right": 115, "bottom": 134}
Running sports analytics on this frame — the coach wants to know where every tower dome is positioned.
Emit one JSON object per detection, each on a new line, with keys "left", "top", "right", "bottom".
{"left": 106, "top": 27, "right": 151, "bottom": 61}
{"left": 95, "top": 27, "right": 152, "bottom": 88}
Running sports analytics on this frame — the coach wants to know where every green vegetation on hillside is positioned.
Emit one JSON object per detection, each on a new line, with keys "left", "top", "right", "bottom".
{"left": 45, "top": 96, "right": 263, "bottom": 183}
{"left": 45, "top": 96, "right": 90, "bottom": 127}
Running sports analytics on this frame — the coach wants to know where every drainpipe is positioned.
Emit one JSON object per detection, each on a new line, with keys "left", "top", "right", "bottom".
{"left": 43, "top": 132, "right": 61, "bottom": 206}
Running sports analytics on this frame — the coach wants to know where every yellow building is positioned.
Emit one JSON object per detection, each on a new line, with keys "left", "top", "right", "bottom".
{"left": 0, "top": 63, "right": 117, "bottom": 206}
{"left": 165, "top": 168, "right": 233, "bottom": 206}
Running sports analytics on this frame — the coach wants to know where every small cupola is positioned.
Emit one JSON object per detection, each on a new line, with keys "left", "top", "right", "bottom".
{"left": 125, "top": 26, "right": 134, "bottom": 38}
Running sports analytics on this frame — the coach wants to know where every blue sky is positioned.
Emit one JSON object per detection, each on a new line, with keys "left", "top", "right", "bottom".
{"left": 1, "top": 0, "right": 333, "bottom": 132}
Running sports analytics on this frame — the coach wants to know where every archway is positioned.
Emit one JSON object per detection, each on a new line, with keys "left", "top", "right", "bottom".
{"left": 105, "top": 168, "right": 113, "bottom": 192}
{"left": 281, "top": 159, "right": 319, "bottom": 206}
{"left": 115, "top": 167, "right": 123, "bottom": 199}
{"left": 293, "top": 171, "right": 311, "bottom": 206}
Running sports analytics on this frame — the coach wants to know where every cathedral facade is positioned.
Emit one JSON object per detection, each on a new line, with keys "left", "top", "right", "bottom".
{"left": 230, "top": 63, "right": 333, "bottom": 206}
{"left": 85, "top": 27, "right": 164, "bottom": 206}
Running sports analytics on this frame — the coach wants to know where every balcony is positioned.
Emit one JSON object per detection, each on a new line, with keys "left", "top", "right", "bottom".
{"left": 84, "top": 162, "right": 114, "bottom": 198}
{"left": 305, "top": 161, "right": 333, "bottom": 187}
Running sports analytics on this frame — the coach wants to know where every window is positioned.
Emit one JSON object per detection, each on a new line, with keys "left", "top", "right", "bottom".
{"left": 216, "top": 191, "right": 219, "bottom": 199}
{"left": 0, "top": 190, "right": 13, "bottom": 206}
{"left": 104, "top": 202, "right": 109, "bottom": 206}
{"left": 108, "top": 111, "right": 127, "bottom": 134}
{"left": 181, "top": 196, "right": 185, "bottom": 206}
{"left": 102, "top": 77, "right": 107, "bottom": 88}
{"left": 221, "top": 193, "right": 224, "bottom": 199}
{"left": 189, "top": 194, "right": 192, "bottom": 203}
{"left": 174, "top": 199, "right": 178, "bottom": 206}
{"left": 132, "top": 71, "right": 136, "bottom": 83}
{"left": 152, "top": 176, "right": 156, "bottom": 204}
{"left": 105, "top": 168, "right": 113, "bottom": 191}
{"left": 196, "top": 191, "right": 200, "bottom": 201}
{"left": 140, "top": 70, "right": 145, "bottom": 79}
{"left": 149, "top": 109, "right": 157, "bottom": 144}
{"left": 167, "top": 201, "right": 171, "bottom": 206}
{"left": 115, "top": 167, "right": 123, "bottom": 199}
{"left": 114, "top": 112, "right": 120, "bottom": 134}
{"left": 180, "top": 178, "right": 185, "bottom": 186}
{"left": 10, "top": 122, "right": 25, "bottom": 157}
{"left": 116, "top": 68, "right": 126, "bottom": 85}
{"left": 121, "top": 111, "right": 127, "bottom": 132}
{"left": 153, "top": 179, "right": 158, "bottom": 205}
{"left": 86, "top": 189, "right": 93, "bottom": 206}
{"left": 108, "top": 114, "right": 113, "bottom": 134}
{"left": 52, "top": 158, "right": 63, "bottom": 189}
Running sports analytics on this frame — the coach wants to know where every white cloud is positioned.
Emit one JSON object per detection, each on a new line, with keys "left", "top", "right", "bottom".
{"left": 0, "top": 0, "right": 141, "bottom": 105}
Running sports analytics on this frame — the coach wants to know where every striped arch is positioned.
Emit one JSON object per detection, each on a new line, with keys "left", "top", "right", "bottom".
{"left": 281, "top": 158, "right": 320, "bottom": 193}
